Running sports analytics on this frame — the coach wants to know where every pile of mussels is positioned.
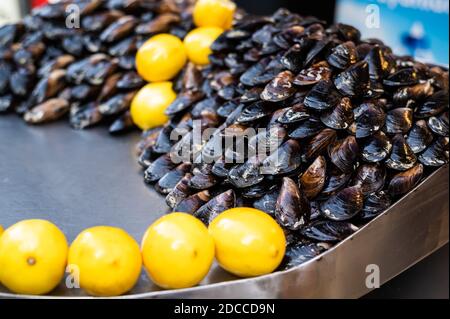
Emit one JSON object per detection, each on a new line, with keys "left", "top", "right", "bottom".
{"left": 0, "top": 0, "right": 195, "bottom": 134}
{"left": 136, "top": 9, "right": 449, "bottom": 269}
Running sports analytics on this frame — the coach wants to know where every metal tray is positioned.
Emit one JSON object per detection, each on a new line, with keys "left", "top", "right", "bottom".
{"left": 0, "top": 115, "right": 448, "bottom": 299}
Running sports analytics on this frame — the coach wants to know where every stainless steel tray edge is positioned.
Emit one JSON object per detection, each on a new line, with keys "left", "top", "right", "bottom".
{"left": 2, "top": 165, "right": 447, "bottom": 299}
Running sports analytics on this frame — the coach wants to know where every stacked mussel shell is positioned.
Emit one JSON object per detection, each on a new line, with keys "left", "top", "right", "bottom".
{"left": 136, "top": 8, "right": 449, "bottom": 270}
{"left": 0, "top": 0, "right": 195, "bottom": 134}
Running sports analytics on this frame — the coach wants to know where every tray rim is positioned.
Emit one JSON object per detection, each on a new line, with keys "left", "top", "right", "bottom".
{"left": 1, "top": 164, "right": 448, "bottom": 299}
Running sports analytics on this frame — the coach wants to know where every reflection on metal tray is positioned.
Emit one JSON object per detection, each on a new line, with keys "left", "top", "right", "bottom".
{"left": 0, "top": 116, "right": 448, "bottom": 298}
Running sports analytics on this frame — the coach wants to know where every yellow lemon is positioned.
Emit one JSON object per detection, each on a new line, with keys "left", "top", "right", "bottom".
{"left": 141, "top": 213, "right": 215, "bottom": 289}
{"left": 136, "top": 33, "right": 187, "bottom": 82}
{"left": 0, "top": 225, "right": 3, "bottom": 237}
{"left": 184, "top": 27, "right": 224, "bottom": 65}
{"left": 193, "top": 0, "right": 236, "bottom": 29}
{"left": 68, "top": 226, "right": 142, "bottom": 297}
{"left": 0, "top": 219, "right": 68, "bottom": 295}
{"left": 130, "top": 82, "right": 176, "bottom": 130}
{"left": 209, "top": 208, "right": 286, "bottom": 277}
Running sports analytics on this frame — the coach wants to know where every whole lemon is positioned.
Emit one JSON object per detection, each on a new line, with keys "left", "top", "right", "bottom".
{"left": 193, "top": 0, "right": 236, "bottom": 30}
{"left": 136, "top": 33, "right": 187, "bottom": 82}
{"left": 209, "top": 208, "right": 286, "bottom": 277}
{"left": 184, "top": 27, "right": 224, "bottom": 65}
{"left": 0, "top": 225, "right": 3, "bottom": 236}
{"left": 68, "top": 226, "right": 142, "bottom": 297}
{"left": 130, "top": 82, "right": 176, "bottom": 130}
{"left": 0, "top": 219, "right": 68, "bottom": 295}
{"left": 141, "top": 213, "right": 215, "bottom": 289}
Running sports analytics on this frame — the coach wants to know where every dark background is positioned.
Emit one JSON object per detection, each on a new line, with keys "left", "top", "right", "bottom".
{"left": 235, "top": 0, "right": 337, "bottom": 23}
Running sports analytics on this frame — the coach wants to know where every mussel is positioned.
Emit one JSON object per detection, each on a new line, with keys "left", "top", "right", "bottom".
{"left": 301, "top": 220, "right": 359, "bottom": 242}
{"left": 388, "top": 164, "right": 424, "bottom": 197}
{"left": 360, "top": 191, "right": 391, "bottom": 220}
{"left": 299, "top": 156, "right": 327, "bottom": 199}
{"left": 320, "top": 186, "right": 364, "bottom": 221}
{"left": 328, "top": 136, "right": 359, "bottom": 173}
{"left": 194, "top": 189, "right": 235, "bottom": 225}
{"left": 385, "top": 134, "right": 417, "bottom": 171}
{"left": 275, "top": 177, "right": 310, "bottom": 230}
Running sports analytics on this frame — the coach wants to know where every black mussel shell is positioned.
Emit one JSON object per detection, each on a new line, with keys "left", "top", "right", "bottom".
{"left": 69, "top": 102, "right": 103, "bottom": 129}
{"left": 303, "top": 128, "right": 337, "bottom": 161}
{"left": 241, "top": 182, "right": 276, "bottom": 199}
{"left": 365, "top": 46, "right": 395, "bottom": 80}
{"left": 354, "top": 102, "right": 386, "bottom": 138}
{"left": 383, "top": 68, "right": 418, "bottom": 87}
{"left": 299, "top": 156, "right": 327, "bottom": 199}
{"left": 144, "top": 154, "right": 177, "bottom": 183}
{"left": 428, "top": 112, "right": 449, "bottom": 137}
{"left": 301, "top": 220, "right": 359, "bottom": 242}
{"left": 385, "top": 134, "right": 417, "bottom": 171}
{"left": 152, "top": 125, "right": 173, "bottom": 154}
{"left": 116, "top": 71, "right": 144, "bottom": 90}
{"left": 277, "top": 103, "right": 310, "bottom": 124}
{"left": 194, "top": 190, "right": 235, "bottom": 225}
{"left": 156, "top": 163, "right": 192, "bottom": 195}
{"left": 327, "top": 41, "right": 357, "bottom": 69}
{"left": 304, "top": 80, "right": 341, "bottom": 111}
{"left": 385, "top": 107, "right": 413, "bottom": 134}
{"left": 275, "top": 177, "right": 310, "bottom": 230}
{"left": 335, "top": 23, "right": 361, "bottom": 42}
{"left": 361, "top": 131, "right": 392, "bottom": 162}
{"left": 98, "top": 91, "right": 136, "bottom": 115}
{"left": 280, "top": 242, "right": 328, "bottom": 269}
{"left": 217, "top": 100, "right": 240, "bottom": 118}
{"left": 406, "top": 120, "right": 434, "bottom": 153}
{"left": 334, "top": 60, "right": 370, "bottom": 97}
{"left": 304, "top": 39, "right": 331, "bottom": 66}
{"left": 289, "top": 118, "right": 324, "bottom": 139}
{"left": 328, "top": 136, "right": 359, "bottom": 173}
{"left": 228, "top": 156, "right": 264, "bottom": 188}
{"left": 108, "top": 111, "right": 135, "bottom": 135}
{"left": 388, "top": 164, "right": 424, "bottom": 197}
{"left": 418, "top": 137, "right": 449, "bottom": 167}
{"left": 138, "top": 146, "right": 155, "bottom": 169}
{"left": 165, "top": 173, "right": 194, "bottom": 209}
{"left": 165, "top": 91, "right": 204, "bottom": 116}
{"left": 239, "top": 57, "right": 270, "bottom": 86}
{"left": 0, "top": 94, "right": 14, "bottom": 112}
{"left": 320, "top": 97, "right": 353, "bottom": 130}
{"left": 393, "top": 81, "right": 434, "bottom": 105}
{"left": 211, "top": 157, "right": 231, "bottom": 178}
{"left": 294, "top": 61, "right": 332, "bottom": 86}
{"left": 309, "top": 201, "right": 322, "bottom": 221}
{"left": 365, "top": 79, "right": 385, "bottom": 99}
{"left": 415, "top": 90, "right": 449, "bottom": 119}
{"left": 253, "top": 188, "right": 279, "bottom": 216}
{"left": 352, "top": 164, "right": 386, "bottom": 195}
{"left": 173, "top": 190, "right": 210, "bottom": 214}
{"left": 360, "top": 191, "right": 392, "bottom": 220}
{"left": 262, "top": 139, "right": 302, "bottom": 175}
{"left": 260, "top": 70, "right": 296, "bottom": 102}
{"left": 236, "top": 100, "right": 277, "bottom": 123}
{"left": 189, "top": 165, "right": 218, "bottom": 190}
{"left": 280, "top": 44, "right": 306, "bottom": 73}
{"left": 320, "top": 186, "right": 364, "bottom": 221}
{"left": 240, "top": 87, "right": 263, "bottom": 103}
{"left": 248, "top": 125, "right": 287, "bottom": 155}
{"left": 320, "top": 167, "right": 352, "bottom": 198}
{"left": 429, "top": 67, "right": 449, "bottom": 91}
